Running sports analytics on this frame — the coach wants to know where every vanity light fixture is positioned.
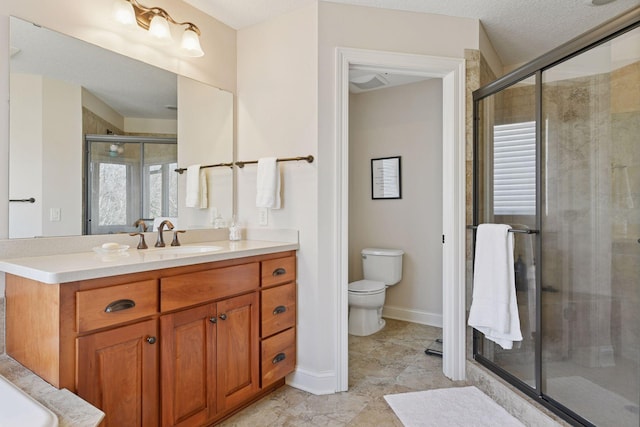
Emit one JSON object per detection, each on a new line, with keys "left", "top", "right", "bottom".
{"left": 113, "top": 0, "right": 204, "bottom": 57}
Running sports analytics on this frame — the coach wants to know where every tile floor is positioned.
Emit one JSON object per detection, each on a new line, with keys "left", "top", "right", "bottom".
{"left": 219, "top": 319, "right": 468, "bottom": 426}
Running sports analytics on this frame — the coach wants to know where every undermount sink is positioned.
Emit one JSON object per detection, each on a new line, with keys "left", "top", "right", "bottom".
{"left": 151, "top": 245, "right": 223, "bottom": 255}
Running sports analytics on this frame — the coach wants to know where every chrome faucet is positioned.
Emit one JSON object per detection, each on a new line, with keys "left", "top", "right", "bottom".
{"left": 129, "top": 219, "right": 149, "bottom": 249}
{"left": 155, "top": 220, "right": 175, "bottom": 247}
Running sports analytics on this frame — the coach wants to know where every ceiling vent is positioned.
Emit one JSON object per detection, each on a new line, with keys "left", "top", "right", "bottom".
{"left": 350, "top": 73, "right": 389, "bottom": 91}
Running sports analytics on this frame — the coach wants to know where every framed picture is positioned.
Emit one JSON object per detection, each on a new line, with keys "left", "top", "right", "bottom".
{"left": 371, "top": 156, "right": 401, "bottom": 199}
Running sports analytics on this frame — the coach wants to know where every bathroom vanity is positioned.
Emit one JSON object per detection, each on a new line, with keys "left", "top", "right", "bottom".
{"left": 1, "top": 240, "right": 297, "bottom": 426}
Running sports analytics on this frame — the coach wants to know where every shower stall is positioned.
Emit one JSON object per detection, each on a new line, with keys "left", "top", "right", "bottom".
{"left": 472, "top": 9, "right": 639, "bottom": 426}
{"left": 84, "top": 135, "right": 178, "bottom": 235}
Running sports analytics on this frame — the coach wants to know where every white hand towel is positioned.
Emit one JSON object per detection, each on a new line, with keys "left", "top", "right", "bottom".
{"left": 185, "top": 165, "right": 208, "bottom": 209}
{"left": 198, "top": 169, "right": 208, "bottom": 209}
{"left": 256, "top": 157, "right": 281, "bottom": 209}
{"left": 468, "top": 224, "right": 523, "bottom": 350}
{"left": 513, "top": 224, "right": 536, "bottom": 334}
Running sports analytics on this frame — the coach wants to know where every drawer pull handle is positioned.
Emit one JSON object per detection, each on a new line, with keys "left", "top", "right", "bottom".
{"left": 273, "top": 305, "right": 287, "bottom": 315}
{"left": 146, "top": 336, "right": 157, "bottom": 345}
{"left": 219, "top": 313, "right": 227, "bottom": 321}
{"left": 272, "top": 352, "right": 286, "bottom": 364}
{"left": 105, "top": 299, "right": 136, "bottom": 313}
{"left": 209, "top": 317, "right": 217, "bottom": 324}
{"left": 272, "top": 268, "right": 286, "bottom": 277}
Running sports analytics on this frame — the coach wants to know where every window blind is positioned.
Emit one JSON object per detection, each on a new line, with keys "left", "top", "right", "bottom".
{"left": 493, "top": 121, "right": 536, "bottom": 215}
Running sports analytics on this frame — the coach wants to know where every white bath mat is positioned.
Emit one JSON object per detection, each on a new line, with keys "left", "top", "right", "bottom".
{"left": 384, "top": 386, "right": 524, "bottom": 427}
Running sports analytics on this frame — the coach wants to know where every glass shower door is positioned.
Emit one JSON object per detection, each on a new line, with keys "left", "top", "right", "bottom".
{"left": 475, "top": 74, "right": 538, "bottom": 389}
{"left": 86, "top": 136, "right": 177, "bottom": 235}
{"left": 540, "top": 26, "right": 640, "bottom": 427}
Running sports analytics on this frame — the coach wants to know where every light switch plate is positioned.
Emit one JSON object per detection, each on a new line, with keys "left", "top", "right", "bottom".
{"left": 50, "top": 208, "right": 61, "bottom": 222}
{"left": 258, "top": 208, "right": 268, "bottom": 226}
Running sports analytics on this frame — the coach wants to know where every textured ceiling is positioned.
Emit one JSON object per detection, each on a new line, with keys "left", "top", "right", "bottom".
{"left": 184, "top": 0, "right": 640, "bottom": 67}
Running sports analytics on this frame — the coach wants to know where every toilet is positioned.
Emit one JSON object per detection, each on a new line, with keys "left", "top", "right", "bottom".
{"left": 348, "top": 248, "right": 404, "bottom": 336}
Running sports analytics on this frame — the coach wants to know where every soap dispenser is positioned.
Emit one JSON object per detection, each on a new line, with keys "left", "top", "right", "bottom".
{"left": 213, "top": 214, "right": 225, "bottom": 229}
{"left": 229, "top": 216, "right": 242, "bottom": 241}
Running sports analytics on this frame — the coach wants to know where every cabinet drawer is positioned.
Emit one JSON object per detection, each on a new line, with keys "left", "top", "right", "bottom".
{"left": 161, "top": 263, "right": 259, "bottom": 312}
{"left": 261, "top": 256, "right": 296, "bottom": 288}
{"left": 76, "top": 280, "right": 158, "bottom": 333}
{"left": 261, "top": 328, "right": 295, "bottom": 388}
{"left": 261, "top": 283, "right": 296, "bottom": 338}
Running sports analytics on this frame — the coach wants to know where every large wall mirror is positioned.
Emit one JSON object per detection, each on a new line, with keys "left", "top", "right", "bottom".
{"left": 8, "top": 16, "right": 233, "bottom": 239}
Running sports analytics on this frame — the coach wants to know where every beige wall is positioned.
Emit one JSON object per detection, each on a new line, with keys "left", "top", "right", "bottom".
{"left": 178, "top": 75, "right": 234, "bottom": 228}
{"left": 236, "top": 3, "right": 319, "bottom": 382}
{"left": 8, "top": 74, "right": 43, "bottom": 238}
{"left": 348, "top": 79, "right": 443, "bottom": 326}
{"left": 41, "top": 78, "right": 83, "bottom": 237}
{"left": 9, "top": 75, "right": 82, "bottom": 238}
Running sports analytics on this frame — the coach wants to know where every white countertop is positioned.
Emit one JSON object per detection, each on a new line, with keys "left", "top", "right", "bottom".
{"left": 0, "top": 240, "right": 298, "bottom": 284}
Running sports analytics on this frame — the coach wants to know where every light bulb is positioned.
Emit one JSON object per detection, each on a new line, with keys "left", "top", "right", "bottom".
{"left": 113, "top": 0, "right": 136, "bottom": 27}
{"left": 180, "top": 28, "right": 204, "bottom": 57}
{"left": 148, "top": 15, "right": 171, "bottom": 41}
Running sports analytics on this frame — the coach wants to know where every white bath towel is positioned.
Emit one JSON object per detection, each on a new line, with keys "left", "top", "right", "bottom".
{"left": 256, "top": 157, "right": 281, "bottom": 209}
{"left": 468, "top": 224, "right": 522, "bottom": 350}
{"left": 513, "top": 224, "right": 536, "bottom": 334}
{"left": 185, "top": 165, "right": 208, "bottom": 209}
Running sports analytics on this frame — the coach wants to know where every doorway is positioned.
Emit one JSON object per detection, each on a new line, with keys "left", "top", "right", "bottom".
{"left": 334, "top": 48, "right": 466, "bottom": 391}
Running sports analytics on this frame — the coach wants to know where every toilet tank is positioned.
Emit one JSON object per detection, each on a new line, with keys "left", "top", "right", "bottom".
{"left": 361, "top": 248, "right": 404, "bottom": 285}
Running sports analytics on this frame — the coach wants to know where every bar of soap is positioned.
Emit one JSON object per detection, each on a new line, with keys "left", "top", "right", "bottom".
{"left": 101, "top": 242, "right": 120, "bottom": 250}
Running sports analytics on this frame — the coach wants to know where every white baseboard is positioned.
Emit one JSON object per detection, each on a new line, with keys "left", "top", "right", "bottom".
{"left": 382, "top": 305, "right": 443, "bottom": 328}
{"left": 286, "top": 367, "right": 337, "bottom": 395}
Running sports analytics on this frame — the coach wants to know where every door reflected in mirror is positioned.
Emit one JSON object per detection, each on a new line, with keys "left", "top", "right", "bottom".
{"left": 8, "top": 16, "right": 234, "bottom": 238}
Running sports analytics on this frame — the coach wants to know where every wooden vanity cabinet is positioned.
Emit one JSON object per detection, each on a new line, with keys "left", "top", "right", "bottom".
{"left": 77, "top": 318, "right": 159, "bottom": 427}
{"left": 160, "top": 292, "right": 259, "bottom": 427}
{"left": 160, "top": 303, "right": 216, "bottom": 427}
{"left": 259, "top": 256, "right": 297, "bottom": 388}
{"left": 5, "top": 250, "right": 296, "bottom": 427}
{"left": 74, "top": 279, "right": 161, "bottom": 427}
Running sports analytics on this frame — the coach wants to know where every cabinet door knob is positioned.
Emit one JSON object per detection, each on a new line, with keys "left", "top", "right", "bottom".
{"left": 146, "top": 336, "right": 157, "bottom": 345}
{"left": 273, "top": 305, "right": 287, "bottom": 315}
{"left": 219, "top": 313, "right": 227, "bottom": 321}
{"left": 209, "top": 317, "right": 217, "bottom": 324}
{"left": 272, "top": 268, "right": 286, "bottom": 276}
{"left": 272, "top": 352, "right": 286, "bottom": 364}
{"left": 104, "top": 299, "right": 136, "bottom": 313}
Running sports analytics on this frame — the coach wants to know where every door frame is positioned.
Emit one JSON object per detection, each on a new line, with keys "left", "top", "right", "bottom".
{"left": 334, "top": 47, "right": 466, "bottom": 390}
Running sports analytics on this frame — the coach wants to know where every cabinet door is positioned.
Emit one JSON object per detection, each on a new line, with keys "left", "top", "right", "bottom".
{"left": 77, "top": 319, "right": 158, "bottom": 427}
{"left": 216, "top": 292, "right": 259, "bottom": 412}
{"left": 160, "top": 304, "right": 216, "bottom": 427}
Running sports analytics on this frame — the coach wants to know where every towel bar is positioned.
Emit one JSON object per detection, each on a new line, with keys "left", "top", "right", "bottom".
{"left": 175, "top": 155, "right": 314, "bottom": 174}
{"left": 466, "top": 225, "right": 539, "bottom": 234}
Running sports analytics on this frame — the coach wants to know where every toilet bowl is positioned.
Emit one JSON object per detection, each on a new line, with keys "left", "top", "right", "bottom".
{"left": 348, "top": 280, "right": 387, "bottom": 336}
{"left": 348, "top": 248, "right": 404, "bottom": 336}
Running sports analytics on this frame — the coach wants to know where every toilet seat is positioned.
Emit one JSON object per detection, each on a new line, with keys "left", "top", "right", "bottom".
{"left": 348, "top": 279, "right": 385, "bottom": 295}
